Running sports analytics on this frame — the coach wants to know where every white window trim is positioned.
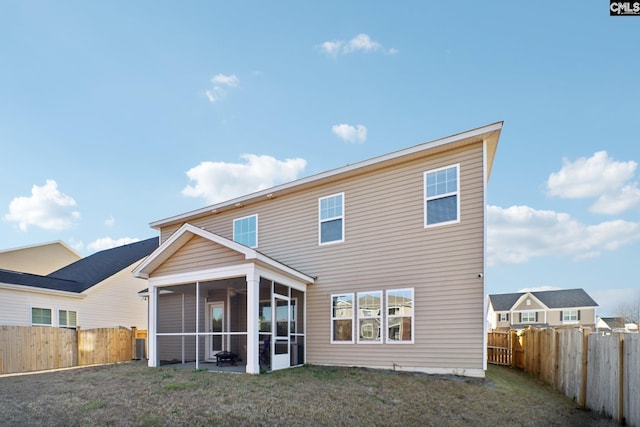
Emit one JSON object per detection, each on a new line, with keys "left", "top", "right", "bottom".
{"left": 58, "top": 309, "right": 78, "bottom": 328}
{"left": 521, "top": 311, "right": 536, "bottom": 323}
{"left": 331, "top": 292, "right": 354, "bottom": 344}
{"left": 562, "top": 309, "right": 579, "bottom": 324}
{"left": 233, "top": 214, "right": 258, "bottom": 248}
{"left": 499, "top": 313, "right": 508, "bottom": 322}
{"left": 424, "top": 164, "right": 460, "bottom": 228}
{"left": 357, "top": 290, "right": 383, "bottom": 344}
{"left": 319, "top": 192, "right": 345, "bottom": 245}
{"left": 386, "top": 288, "right": 414, "bottom": 344}
{"left": 31, "top": 306, "right": 53, "bottom": 326}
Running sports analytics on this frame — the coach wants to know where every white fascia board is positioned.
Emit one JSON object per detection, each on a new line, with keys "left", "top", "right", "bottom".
{"left": 254, "top": 265, "right": 309, "bottom": 293}
{"left": 150, "top": 122, "right": 504, "bottom": 229}
{"left": 253, "top": 253, "right": 315, "bottom": 284}
{"left": 147, "top": 264, "right": 255, "bottom": 289}
{"left": 0, "top": 283, "right": 85, "bottom": 299}
{"left": 133, "top": 223, "right": 254, "bottom": 278}
{"left": 512, "top": 292, "right": 549, "bottom": 310}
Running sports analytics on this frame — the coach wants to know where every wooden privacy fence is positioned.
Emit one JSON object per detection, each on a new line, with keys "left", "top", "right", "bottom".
{"left": 488, "top": 328, "right": 639, "bottom": 426}
{"left": 0, "top": 325, "right": 145, "bottom": 375}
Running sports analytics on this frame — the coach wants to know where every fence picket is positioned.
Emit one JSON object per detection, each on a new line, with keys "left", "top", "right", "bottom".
{"left": 0, "top": 325, "right": 143, "bottom": 375}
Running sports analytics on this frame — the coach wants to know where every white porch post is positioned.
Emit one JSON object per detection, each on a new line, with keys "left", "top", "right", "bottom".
{"left": 246, "top": 268, "right": 260, "bottom": 374}
{"left": 148, "top": 285, "right": 158, "bottom": 367}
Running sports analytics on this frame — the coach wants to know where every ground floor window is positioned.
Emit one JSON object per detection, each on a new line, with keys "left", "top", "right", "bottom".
{"left": 357, "top": 291, "right": 382, "bottom": 343}
{"left": 31, "top": 307, "right": 52, "bottom": 325}
{"left": 331, "top": 293, "right": 354, "bottom": 343}
{"left": 387, "top": 289, "right": 413, "bottom": 343}
{"left": 331, "top": 288, "right": 414, "bottom": 344}
{"left": 58, "top": 310, "right": 78, "bottom": 328}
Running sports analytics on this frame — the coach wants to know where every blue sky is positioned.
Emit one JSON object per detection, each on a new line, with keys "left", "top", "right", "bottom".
{"left": 1, "top": 2, "right": 638, "bottom": 316}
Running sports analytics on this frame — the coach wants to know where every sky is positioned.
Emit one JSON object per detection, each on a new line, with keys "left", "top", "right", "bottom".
{"left": 1, "top": 2, "right": 638, "bottom": 317}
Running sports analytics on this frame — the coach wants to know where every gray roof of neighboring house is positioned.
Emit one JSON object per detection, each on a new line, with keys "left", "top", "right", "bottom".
{"left": 489, "top": 288, "right": 598, "bottom": 311}
{"left": 599, "top": 317, "right": 630, "bottom": 329}
{"left": 0, "top": 237, "right": 158, "bottom": 293}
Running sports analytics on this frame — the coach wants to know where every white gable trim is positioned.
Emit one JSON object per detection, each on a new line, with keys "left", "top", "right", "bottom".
{"left": 133, "top": 223, "right": 314, "bottom": 284}
{"left": 512, "top": 292, "right": 548, "bottom": 311}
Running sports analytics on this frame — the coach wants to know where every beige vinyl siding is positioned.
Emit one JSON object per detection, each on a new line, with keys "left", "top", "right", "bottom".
{"left": 152, "top": 235, "right": 245, "bottom": 277}
{"left": 513, "top": 298, "right": 544, "bottom": 311}
{"left": 0, "top": 242, "right": 81, "bottom": 275}
{"left": 156, "top": 142, "right": 487, "bottom": 372}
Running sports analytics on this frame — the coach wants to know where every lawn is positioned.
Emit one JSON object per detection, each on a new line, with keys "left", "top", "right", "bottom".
{"left": 0, "top": 361, "right": 616, "bottom": 426}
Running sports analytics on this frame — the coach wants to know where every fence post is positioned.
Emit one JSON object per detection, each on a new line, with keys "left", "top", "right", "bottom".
{"left": 618, "top": 333, "right": 624, "bottom": 425}
{"left": 578, "top": 328, "right": 588, "bottom": 409}
{"left": 131, "top": 326, "right": 137, "bottom": 360}
{"left": 76, "top": 326, "right": 83, "bottom": 366}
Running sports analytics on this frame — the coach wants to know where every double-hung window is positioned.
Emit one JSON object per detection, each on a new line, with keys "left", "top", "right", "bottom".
{"left": 357, "top": 291, "right": 382, "bottom": 343}
{"left": 331, "top": 293, "right": 354, "bottom": 343}
{"left": 59, "top": 310, "right": 78, "bottom": 328}
{"left": 562, "top": 310, "right": 579, "bottom": 322}
{"left": 233, "top": 214, "right": 258, "bottom": 248}
{"left": 424, "top": 164, "right": 459, "bottom": 226}
{"left": 31, "top": 307, "right": 52, "bottom": 326}
{"left": 319, "top": 193, "right": 344, "bottom": 244}
{"left": 387, "top": 289, "right": 414, "bottom": 343}
{"left": 521, "top": 311, "right": 536, "bottom": 323}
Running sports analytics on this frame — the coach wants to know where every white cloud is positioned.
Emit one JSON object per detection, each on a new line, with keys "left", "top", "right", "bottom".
{"left": 487, "top": 205, "right": 640, "bottom": 266}
{"left": 332, "top": 123, "right": 367, "bottom": 143}
{"left": 104, "top": 215, "right": 115, "bottom": 227}
{"left": 87, "top": 237, "right": 140, "bottom": 252}
{"left": 547, "top": 151, "right": 640, "bottom": 214}
{"left": 182, "top": 154, "right": 307, "bottom": 204}
{"left": 320, "top": 33, "right": 396, "bottom": 57}
{"left": 4, "top": 180, "right": 80, "bottom": 231}
{"left": 205, "top": 73, "right": 239, "bottom": 104}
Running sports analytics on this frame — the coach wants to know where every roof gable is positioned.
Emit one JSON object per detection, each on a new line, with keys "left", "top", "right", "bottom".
{"left": 489, "top": 288, "right": 598, "bottom": 311}
{"left": 0, "top": 238, "right": 158, "bottom": 293}
{"left": 133, "top": 223, "right": 314, "bottom": 284}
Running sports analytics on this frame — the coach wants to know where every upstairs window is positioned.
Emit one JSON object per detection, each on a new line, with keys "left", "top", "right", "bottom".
{"left": 562, "top": 310, "right": 579, "bottom": 322}
{"left": 499, "top": 313, "right": 509, "bottom": 322}
{"left": 31, "top": 307, "right": 52, "bottom": 326}
{"left": 319, "top": 193, "right": 344, "bottom": 244}
{"left": 233, "top": 214, "right": 258, "bottom": 248}
{"left": 59, "top": 310, "right": 78, "bottom": 328}
{"left": 424, "top": 165, "right": 459, "bottom": 226}
{"left": 521, "top": 311, "right": 536, "bottom": 323}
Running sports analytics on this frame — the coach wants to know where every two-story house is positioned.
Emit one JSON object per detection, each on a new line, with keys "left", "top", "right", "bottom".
{"left": 133, "top": 122, "right": 503, "bottom": 377}
{"left": 0, "top": 238, "right": 157, "bottom": 330}
{"left": 487, "top": 288, "right": 599, "bottom": 331}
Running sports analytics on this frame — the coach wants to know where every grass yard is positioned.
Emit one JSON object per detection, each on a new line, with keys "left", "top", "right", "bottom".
{"left": 0, "top": 361, "right": 616, "bottom": 426}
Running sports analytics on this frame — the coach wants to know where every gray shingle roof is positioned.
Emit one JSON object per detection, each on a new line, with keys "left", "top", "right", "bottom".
{"left": 489, "top": 288, "right": 598, "bottom": 311}
{"left": 0, "top": 237, "right": 158, "bottom": 293}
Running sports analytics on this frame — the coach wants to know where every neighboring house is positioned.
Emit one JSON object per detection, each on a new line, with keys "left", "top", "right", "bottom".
{"left": 0, "top": 238, "right": 158, "bottom": 330}
{"left": 0, "top": 241, "right": 81, "bottom": 275}
{"left": 487, "top": 289, "right": 599, "bottom": 331}
{"left": 596, "top": 316, "right": 639, "bottom": 333}
{"left": 133, "top": 122, "right": 503, "bottom": 377}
